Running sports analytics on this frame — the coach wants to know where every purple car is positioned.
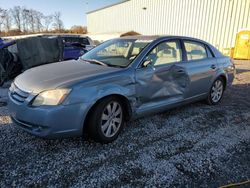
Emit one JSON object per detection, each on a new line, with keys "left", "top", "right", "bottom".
{"left": 62, "top": 36, "right": 95, "bottom": 60}
{"left": 63, "top": 42, "right": 88, "bottom": 60}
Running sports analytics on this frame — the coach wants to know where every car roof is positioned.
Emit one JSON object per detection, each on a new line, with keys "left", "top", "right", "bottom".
{"left": 121, "top": 35, "right": 206, "bottom": 43}
{"left": 120, "top": 35, "right": 223, "bottom": 57}
{"left": 120, "top": 35, "right": 161, "bottom": 40}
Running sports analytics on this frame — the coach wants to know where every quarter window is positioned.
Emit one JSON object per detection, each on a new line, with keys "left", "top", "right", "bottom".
{"left": 144, "top": 40, "right": 182, "bottom": 66}
{"left": 184, "top": 41, "right": 207, "bottom": 61}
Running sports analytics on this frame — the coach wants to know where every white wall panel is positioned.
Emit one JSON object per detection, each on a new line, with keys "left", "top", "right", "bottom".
{"left": 87, "top": 0, "right": 250, "bottom": 50}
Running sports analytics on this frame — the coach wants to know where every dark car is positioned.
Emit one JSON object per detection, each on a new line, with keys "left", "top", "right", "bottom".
{"left": 0, "top": 35, "right": 95, "bottom": 85}
{"left": 49, "top": 35, "right": 95, "bottom": 60}
{"left": 63, "top": 42, "right": 88, "bottom": 60}
{"left": 59, "top": 35, "right": 95, "bottom": 51}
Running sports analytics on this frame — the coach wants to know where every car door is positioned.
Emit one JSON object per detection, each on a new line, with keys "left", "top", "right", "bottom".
{"left": 181, "top": 40, "right": 218, "bottom": 98}
{"left": 135, "top": 39, "right": 190, "bottom": 111}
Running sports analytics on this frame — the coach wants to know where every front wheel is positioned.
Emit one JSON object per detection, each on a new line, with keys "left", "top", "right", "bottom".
{"left": 206, "top": 78, "right": 225, "bottom": 105}
{"left": 87, "top": 97, "right": 124, "bottom": 143}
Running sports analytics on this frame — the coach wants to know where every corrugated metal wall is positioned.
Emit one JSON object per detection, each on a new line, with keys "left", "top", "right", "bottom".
{"left": 87, "top": 0, "right": 250, "bottom": 50}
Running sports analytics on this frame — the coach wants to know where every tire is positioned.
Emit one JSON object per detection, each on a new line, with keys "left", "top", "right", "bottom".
{"left": 206, "top": 77, "right": 225, "bottom": 105}
{"left": 87, "top": 97, "right": 124, "bottom": 143}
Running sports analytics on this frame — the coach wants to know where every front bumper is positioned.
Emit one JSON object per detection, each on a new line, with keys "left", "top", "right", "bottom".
{"left": 8, "top": 93, "right": 91, "bottom": 138}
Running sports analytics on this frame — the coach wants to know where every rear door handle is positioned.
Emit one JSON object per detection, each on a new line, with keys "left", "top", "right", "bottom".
{"left": 211, "top": 64, "right": 216, "bottom": 69}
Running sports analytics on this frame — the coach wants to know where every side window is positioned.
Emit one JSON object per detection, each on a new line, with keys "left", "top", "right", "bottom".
{"left": 144, "top": 40, "right": 182, "bottom": 66}
{"left": 184, "top": 41, "right": 207, "bottom": 61}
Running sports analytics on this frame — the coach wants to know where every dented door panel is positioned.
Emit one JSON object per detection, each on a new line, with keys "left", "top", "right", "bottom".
{"left": 135, "top": 62, "right": 190, "bottom": 110}
{"left": 181, "top": 58, "right": 218, "bottom": 98}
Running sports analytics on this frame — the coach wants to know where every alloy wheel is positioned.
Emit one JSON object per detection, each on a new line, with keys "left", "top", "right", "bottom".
{"left": 101, "top": 101, "right": 123, "bottom": 138}
{"left": 211, "top": 80, "right": 224, "bottom": 103}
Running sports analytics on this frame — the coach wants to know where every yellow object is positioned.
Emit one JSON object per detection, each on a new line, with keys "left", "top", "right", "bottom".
{"left": 233, "top": 30, "right": 250, "bottom": 60}
{"left": 222, "top": 48, "right": 234, "bottom": 58}
{"left": 230, "top": 47, "right": 234, "bottom": 58}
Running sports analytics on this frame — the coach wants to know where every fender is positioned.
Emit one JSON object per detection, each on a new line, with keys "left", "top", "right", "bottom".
{"left": 209, "top": 69, "right": 228, "bottom": 89}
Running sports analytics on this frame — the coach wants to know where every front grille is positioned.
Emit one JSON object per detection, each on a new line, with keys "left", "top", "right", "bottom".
{"left": 9, "top": 83, "right": 30, "bottom": 103}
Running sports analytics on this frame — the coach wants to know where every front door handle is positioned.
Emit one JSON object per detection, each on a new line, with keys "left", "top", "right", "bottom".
{"left": 211, "top": 64, "right": 216, "bottom": 69}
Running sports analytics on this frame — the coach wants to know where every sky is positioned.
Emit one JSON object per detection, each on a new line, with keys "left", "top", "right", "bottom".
{"left": 0, "top": 0, "right": 123, "bottom": 28}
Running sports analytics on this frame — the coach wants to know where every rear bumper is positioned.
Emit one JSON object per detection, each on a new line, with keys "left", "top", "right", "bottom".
{"left": 8, "top": 94, "right": 91, "bottom": 138}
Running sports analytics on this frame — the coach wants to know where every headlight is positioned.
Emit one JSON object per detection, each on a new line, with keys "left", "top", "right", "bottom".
{"left": 32, "top": 89, "right": 71, "bottom": 107}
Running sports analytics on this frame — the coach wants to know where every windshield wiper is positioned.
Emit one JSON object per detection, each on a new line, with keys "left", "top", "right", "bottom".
{"left": 81, "top": 59, "right": 107, "bottom": 66}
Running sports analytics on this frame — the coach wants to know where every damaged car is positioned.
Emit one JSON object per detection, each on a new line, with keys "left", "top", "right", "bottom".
{"left": 8, "top": 36, "right": 235, "bottom": 143}
{"left": 0, "top": 35, "right": 94, "bottom": 86}
{"left": 0, "top": 37, "right": 64, "bottom": 86}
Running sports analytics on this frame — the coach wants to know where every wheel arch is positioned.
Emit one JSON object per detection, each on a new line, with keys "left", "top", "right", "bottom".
{"left": 218, "top": 74, "right": 227, "bottom": 90}
{"left": 211, "top": 72, "right": 228, "bottom": 91}
{"left": 83, "top": 94, "right": 132, "bottom": 133}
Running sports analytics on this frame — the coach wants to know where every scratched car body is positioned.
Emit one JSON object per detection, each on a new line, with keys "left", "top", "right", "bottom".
{"left": 8, "top": 36, "right": 235, "bottom": 143}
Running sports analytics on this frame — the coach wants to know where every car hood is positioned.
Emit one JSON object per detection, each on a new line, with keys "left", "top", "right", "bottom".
{"left": 14, "top": 60, "right": 120, "bottom": 93}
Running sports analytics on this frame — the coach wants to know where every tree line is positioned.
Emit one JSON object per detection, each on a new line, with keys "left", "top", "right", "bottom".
{"left": 0, "top": 6, "right": 87, "bottom": 36}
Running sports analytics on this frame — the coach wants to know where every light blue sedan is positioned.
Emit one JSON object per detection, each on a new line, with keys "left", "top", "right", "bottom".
{"left": 8, "top": 36, "right": 235, "bottom": 143}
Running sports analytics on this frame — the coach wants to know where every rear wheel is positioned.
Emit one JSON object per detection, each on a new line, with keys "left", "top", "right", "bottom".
{"left": 207, "top": 78, "right": 224, "bottom": 105}
{"left": 87, "top": 97, "right": 124, "bottom": 143}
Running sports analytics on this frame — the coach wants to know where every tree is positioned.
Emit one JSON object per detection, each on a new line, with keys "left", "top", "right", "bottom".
{"left": 44, "top": 15, "right": 53, "bottom": 31}
{"left": 70, "top": 25, "right": 87, "bottom": 34}
{"left": 53, "top": 12, "right": 63, "bottom": 32}
{"left": 11, "top": 6, "right": 22, "bottom": 31}
{"left": 8, "top": 29, "right": 22, "bottom": 36}
{"left": 33, "top": 10, "right": 44, "bottom": 32}
{"left": 0, "top": 6, "right": 66, "bottom": 36}
{"left": 20, "top": 8, "right": 44, "bottom": 33}
{"left": 3, "top": 10, "right": 12, "bottom": 32}
{"left": 0, "top": 8, "right": 12, "bottom": 33}
{"left": 27, "top": 9, "right": 36, "bottom": 32}
{"left": 21, "top": 8, "right": 29, "bottom": 32}
{"left": 0, "top": 8, "right": 6, "bottom": 32}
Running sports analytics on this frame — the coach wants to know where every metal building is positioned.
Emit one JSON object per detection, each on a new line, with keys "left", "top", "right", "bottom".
{"left": 87, "top": 0, "right": 250, "bottom": 50}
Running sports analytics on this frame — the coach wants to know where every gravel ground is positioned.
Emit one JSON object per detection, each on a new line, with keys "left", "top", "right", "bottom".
{"left": 0, "top": 60, "right": 250, "bottom": 187}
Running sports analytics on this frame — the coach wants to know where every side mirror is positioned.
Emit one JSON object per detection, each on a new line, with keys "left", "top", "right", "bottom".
{"left": 142, "top": 60, "right": 152, "bottom": 68}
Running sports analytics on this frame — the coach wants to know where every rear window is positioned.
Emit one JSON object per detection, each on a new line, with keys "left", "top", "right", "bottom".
{"left": 184, "top": 41, "right": 207, "bottom": 61}
{"left": 63, "top": 37, "right": 90, "bottom": 45}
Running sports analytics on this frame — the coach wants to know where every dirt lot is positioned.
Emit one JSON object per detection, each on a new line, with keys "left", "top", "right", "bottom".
{"left": 0, "top": 60, "right": 249, "bottom": 187}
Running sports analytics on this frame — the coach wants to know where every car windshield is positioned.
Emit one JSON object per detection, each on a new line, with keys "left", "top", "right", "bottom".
{"left": 80, "top": 38, "right": 151, "bottom": 68}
